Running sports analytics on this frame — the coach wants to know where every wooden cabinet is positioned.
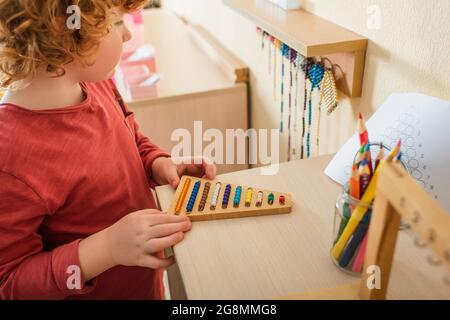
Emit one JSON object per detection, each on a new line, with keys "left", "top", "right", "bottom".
{"left": 127, "top": 9, "right": 250, "bottom": 174}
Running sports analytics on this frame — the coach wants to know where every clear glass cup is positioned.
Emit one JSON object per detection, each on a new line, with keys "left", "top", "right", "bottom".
{"left": 331, "top": 186, "right": 373, "bottom": 276}
{"left": 331, "top": 142, "right": 412, "bottom": 275}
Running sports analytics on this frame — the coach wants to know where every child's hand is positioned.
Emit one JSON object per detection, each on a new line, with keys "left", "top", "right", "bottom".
{"left": 152, "top": 156, "right": 217, "bottom": 189}
{"left": 105, "top": 209, "right": 192, "bottom": 269}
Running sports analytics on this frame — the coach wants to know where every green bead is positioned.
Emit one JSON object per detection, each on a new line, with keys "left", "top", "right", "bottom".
{"left": 268, "top": 193, "right": 275, "bottom": 205}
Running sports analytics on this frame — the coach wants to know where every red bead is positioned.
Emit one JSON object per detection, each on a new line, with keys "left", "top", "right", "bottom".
{"left": 279, "top": 195, "right": 285, "bottom": 205}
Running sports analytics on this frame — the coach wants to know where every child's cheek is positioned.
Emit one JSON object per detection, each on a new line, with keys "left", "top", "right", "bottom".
{"left": 91, "top": 31, "right": 123, "bottom": 79}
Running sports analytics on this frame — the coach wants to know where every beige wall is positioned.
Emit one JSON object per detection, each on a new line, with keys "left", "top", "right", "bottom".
{"left": 162, "top": 0, "right": 450, "bottom": 161}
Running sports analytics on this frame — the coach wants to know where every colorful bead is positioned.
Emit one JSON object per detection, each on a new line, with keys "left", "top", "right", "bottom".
{"left": 245, "top": 188, "right": 253, "bottom": 207}
{"left": 279, "top": 195, "right": 286, "bottom": 205}
{"left": 280, "top": 43, "right": 290, "bottom": 133}
{"left": 300, "top": 58, "right": 314, "bottom": 160}
{"left": 256, "top": 191, "right": 264, "bottom": 207}
{"left": 268, "top": 193, "right": 275, "bottom": 205}
{"left": 175, "top": 178, "right": 191, "bottom": 214}
{"left": 198, "top": 182, "right": 210, "bottom": 212}
{"left": 306, "top": 62, "right": 325, "bottom": 159}
{"left": 210, "top": 182, "right": 222, "bottom": 210}
{"left": 273, "top": 39, "right": 279, "bottom": 101}
{"left": 233, "top": 186, "right": 242, "bottom": 207}
{"left": 308, "top": 62, "right": 325, "bottom": 89}
{"left": 222, "top": 184, "right": 232, "bottom": 208}
{"left": 186, "top": 181, "right": 201, "bottom": 213}
{"left": 317, "top": 69, "right": 338, "bottom": 155}
{"left": 321, "top": 69, "right": 338, "bottom": 115}
{"left": 292, "top": 54, "right": 303, "bottom": 157}
{"left": 287, "top": 50, "right": 293, "bottom": 161}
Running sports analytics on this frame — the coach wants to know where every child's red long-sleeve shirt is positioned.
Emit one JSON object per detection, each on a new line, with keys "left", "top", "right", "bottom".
{"left": 0, "top": 79, "right": 170, "bottom": 299}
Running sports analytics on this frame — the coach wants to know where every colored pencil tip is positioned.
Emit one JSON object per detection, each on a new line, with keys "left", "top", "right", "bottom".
{"left": 365, "top": 143, "right": 370, "bottom": 152}
{"left": 396, "top": 139, "right": 402, "bottom": 149}
{"left": 360, "top": 144, "right": 366, "bottom": 153}
{"left": 358, "top": 112, "right": 363, "bottom": 120}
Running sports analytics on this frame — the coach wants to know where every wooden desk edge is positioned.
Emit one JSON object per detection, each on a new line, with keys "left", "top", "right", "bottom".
{"left": 127, "top": 83, "right": 247, "bottom": 108}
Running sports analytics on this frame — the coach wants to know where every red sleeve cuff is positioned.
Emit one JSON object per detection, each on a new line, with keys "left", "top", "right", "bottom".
{"left": 51, "top": 239, "right": 98, "bottom": 296}
{"left": 144, "top": 152, "right": 171, "bottom": 189}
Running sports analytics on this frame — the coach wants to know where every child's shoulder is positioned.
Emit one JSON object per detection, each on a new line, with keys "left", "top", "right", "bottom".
{"left": 0, "top": 104, "right": 42, "bottom": 175}
{"left": 0, "top": 79, "right": 120, "bottom": 169}
{"left": 83, "top": 79, "right": 118, "bottom": 99}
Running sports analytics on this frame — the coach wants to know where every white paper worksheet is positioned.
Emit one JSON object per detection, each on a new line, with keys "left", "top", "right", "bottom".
{"left": 325, "top": 93, "right": 450, "bottom": 212}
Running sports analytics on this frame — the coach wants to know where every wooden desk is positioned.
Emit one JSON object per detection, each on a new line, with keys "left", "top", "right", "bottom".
{"left": 156, "top": 155, "right": 450, "bottom": 300}
{"left": 128, "top": 9, "right": 249, "bottom": 174}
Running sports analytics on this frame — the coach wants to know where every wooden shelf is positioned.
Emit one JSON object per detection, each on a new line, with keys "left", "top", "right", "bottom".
{"left": 223, "top": 0, "right": 368, "bottom": 97}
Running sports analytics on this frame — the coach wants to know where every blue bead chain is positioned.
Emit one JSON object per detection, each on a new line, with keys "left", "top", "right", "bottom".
{"left": 306, "top": 62, "right": 325, "bottom": 158}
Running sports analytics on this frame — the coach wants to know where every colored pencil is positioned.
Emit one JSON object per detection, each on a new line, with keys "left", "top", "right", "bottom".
{"left": 334, "top": 203, "right": 351, "bottom": 245}
{"left": 338, "top": 210, "right": 372, "bottom": 268}
{"left": 364, "top": 143, "right": 374, "bottom": 177}
{"left": 349, "top": 164, "right": 361, "bottom": 200}
{"left": 394, "top": 151, "right": 402, "bottom": 163}
{"left": 332, "top": 139, "right": 401, "bottom": 260}
{"left": 355, "top": 143, "right": 366, "bottom": 168}
{"left": 374, "top": 143, "right": 385, "bottom": 170}
{"left": 351, "top": 232, "right": 369, "bottom": 273}
{"left": 358, "top": 112, "right": 369, "bottom": 146}
{"left": 334, "top": 165, "right": 359, "bottom": 245}
{"left": 358, "top": 160, "right": 371, "bottom": 196}
{"left": 387, "top": 139, "right": 402, "bottom": 162}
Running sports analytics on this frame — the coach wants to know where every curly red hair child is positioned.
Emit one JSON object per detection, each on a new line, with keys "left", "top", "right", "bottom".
{"left": 0, "top": 0, "right": 215, "bottom": 300}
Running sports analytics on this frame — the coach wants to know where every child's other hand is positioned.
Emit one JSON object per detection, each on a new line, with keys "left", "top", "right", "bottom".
{"left": 105, "top": 210, "right": 192, "bottom": 269}
{"left": 152, "top": 156, "right": 217, "bottom": 189}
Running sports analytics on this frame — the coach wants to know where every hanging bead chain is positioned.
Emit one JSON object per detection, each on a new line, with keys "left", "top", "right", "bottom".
{"left": 268, "top": 35, "right": 274, "bottom": 75}
{"left": 306, "top": 61, "right": 325, "bottom": 158}
{"left": 273, "top": 39, "right": 280, "bottom": 102}
{"left": 287, "top": 48, "right": 297, "bottom": 161}
{"left": 257, "top": 28, "right": 341, "bottom": 160}
{"left": 300, "top": 63, "right": 308, "bottom": 160}
{"left": 280, "top": 43, "right": 290, "bottom": 133}
{"left": 280, "top": 51, "right": 285, "bottom": 133}
{"left": 300, "top": 58, "right": 313, "bottom": 159}
{"left": 317, "top": 69, "right": 339, "bottom": 154}
{"left": 292, "top": 53, "right": 303, "bottom": 157}
{"left": 321, "top": 68, "right": 339, "bottom": 115}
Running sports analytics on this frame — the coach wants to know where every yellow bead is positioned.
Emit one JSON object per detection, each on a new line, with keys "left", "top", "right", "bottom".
{"left": 245, "top": 188, "right": 253, "bottom": 207}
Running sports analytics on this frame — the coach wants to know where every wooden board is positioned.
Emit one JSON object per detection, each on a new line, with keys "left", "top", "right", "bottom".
{"left": 223, "top": 0, "right": 367, "bottom": 56}
{"left": 168, "top": 176, "right": 292, "bottom": 221}
{"left": 360, "top": 162, "right": 450, "bottom": 300}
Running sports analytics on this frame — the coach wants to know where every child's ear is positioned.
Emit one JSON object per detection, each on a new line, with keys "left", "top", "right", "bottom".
{"left": 122, "top": 24, "right": 132, "bottom": 43}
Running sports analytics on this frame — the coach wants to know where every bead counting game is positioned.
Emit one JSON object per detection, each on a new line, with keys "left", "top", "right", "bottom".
{"left": 168, "top": 176, "right": 293, "bottom": 221}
